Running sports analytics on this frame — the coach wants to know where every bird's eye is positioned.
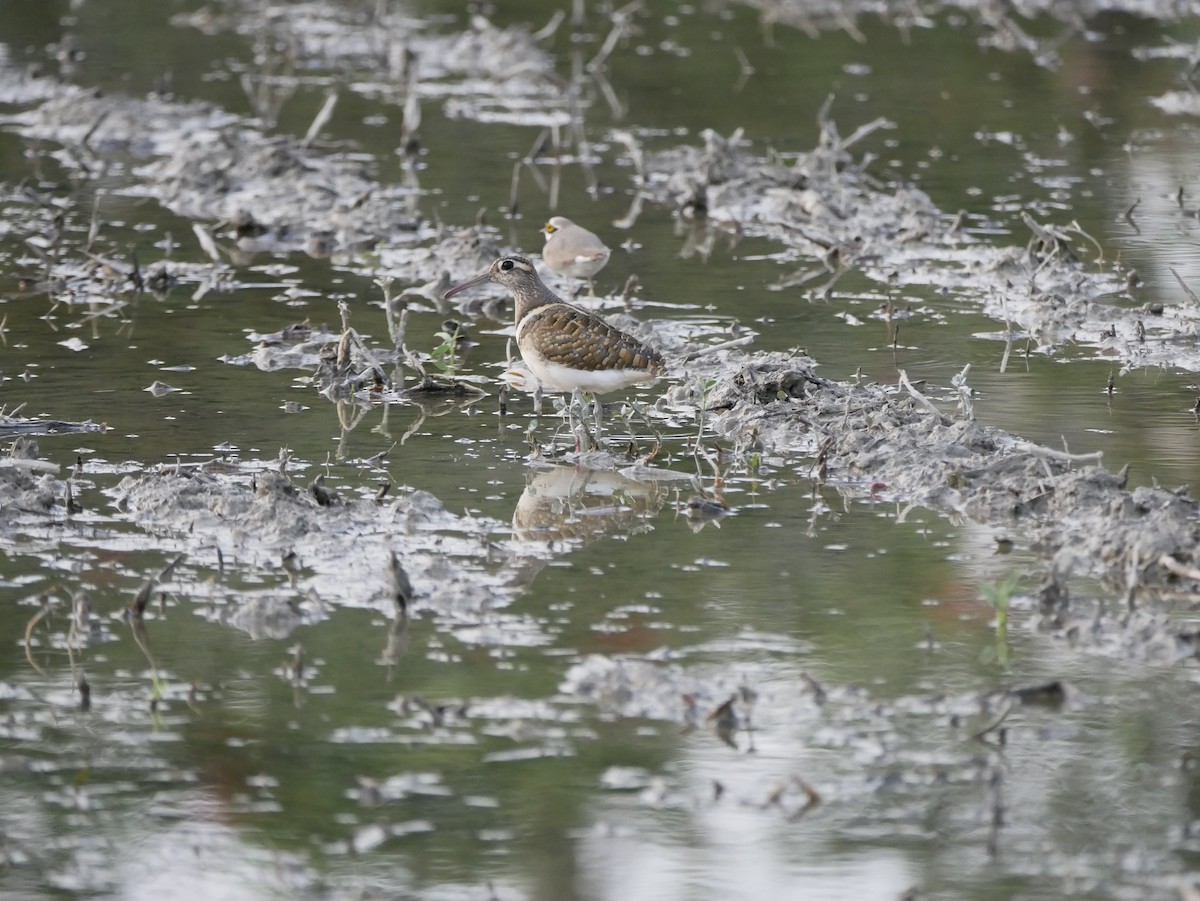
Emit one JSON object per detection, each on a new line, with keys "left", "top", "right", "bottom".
{"left": 500, "top": 259, "right": 515, "bottom": 271}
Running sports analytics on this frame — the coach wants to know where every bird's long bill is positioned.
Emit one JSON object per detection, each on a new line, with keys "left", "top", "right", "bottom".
{"left": 442, "top": 271, "right": 491, "bottom": 300}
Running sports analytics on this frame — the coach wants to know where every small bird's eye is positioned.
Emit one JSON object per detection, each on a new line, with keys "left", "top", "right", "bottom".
{"left": 500, "top": 259, "right": 514, "bottom": 271}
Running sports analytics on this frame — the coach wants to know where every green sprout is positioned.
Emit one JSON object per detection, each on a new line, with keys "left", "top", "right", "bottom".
{"left": 428, "top": 323, "right": 462, "bottom": 377}
{"left": 980, "top": 572, "right": 1020, "bottom": 631}
{"left": 979, "top": 572, "right": 1021, "bottom": 668}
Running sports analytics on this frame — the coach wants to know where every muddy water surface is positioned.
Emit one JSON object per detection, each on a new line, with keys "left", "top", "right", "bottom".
{"left": 4, "top": 2, "right": 1200, "bottom": 899}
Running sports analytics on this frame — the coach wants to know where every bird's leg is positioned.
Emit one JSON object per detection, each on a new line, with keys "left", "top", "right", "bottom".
{"left": 567, "top": 388, "right": 584, "bottom": 452}
{"left": 577, "top": 405, "right": 599, "bottom": 453}
{"left": 565, "top": 389, "right": 603, "bottom": 452}
{"left": 626, "top": 399, "right": 660, "bottom": 455}
{"left": 542, "top": 400, "right": 570, "bottom": 454}
{"left": 618, "top": 401, "right": 638, "bottom": 456}
{"left": 575, "top": 419, "right": 596, "bottom": 452}
{"left": 532, "top": 384, "right": 544, "bottom": 416}
{"left": 632, "top": 399, "right": 652, "bottom": 433}
{"left": 590, "top": 393, "right": 604, "bottom": 442}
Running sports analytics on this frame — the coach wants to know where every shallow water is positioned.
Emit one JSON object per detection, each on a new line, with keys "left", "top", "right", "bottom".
{"left": 4, "top": 2, "right": 1200, "bottom": 899}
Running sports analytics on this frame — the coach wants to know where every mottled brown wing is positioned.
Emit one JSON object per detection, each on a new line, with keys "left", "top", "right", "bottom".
{"left": 523, "top": 304, "right": 665, "bottom": 374}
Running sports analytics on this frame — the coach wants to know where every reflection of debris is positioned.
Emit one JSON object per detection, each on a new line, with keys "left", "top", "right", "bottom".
{"left": 708, "top": 695, "right": 739, "bottom": 747}
{"left": 389, "top": 551, "right": 414, "bottom": 616}
{"left": 284, "top": 643, "right": 305, "bottom": 685}
{"left": 0, "top": 413, "right": 103, "bottom": 440}
{"left": 684, "top": 494, "right": 732, "bottom": 532}
{"left": 801, "top": 672, "right": 827, "bottom": 706}
{"left": 1011, "top": 680, "right": 1067, "bottom": 707}
{"left": 226, "top": 595, "right": 315, "bottom": 641}
{"left": 762, "top": 776, "right": 822, "bottom": 822}
{"left": 128, "top": 554, "right": 184, "bottom": 621}
{"left": 396, "top": 695, "right": 470, "bottom": 730}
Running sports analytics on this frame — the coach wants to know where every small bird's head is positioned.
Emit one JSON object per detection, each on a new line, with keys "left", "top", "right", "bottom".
{"left": 542, "top": 217, "right": 574, "bottom": 240}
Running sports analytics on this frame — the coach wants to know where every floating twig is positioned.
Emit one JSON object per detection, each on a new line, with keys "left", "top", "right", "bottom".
{"left": 1123, "top": 195, "right": 1140, "bottom": 230}
{"left": 1010, "top": 441, "right": 1102, "bottom": 464}
{"left": 1170, "top": 266, "right": 1200, "bottom": 305}
{"left": 1158, "top": 553, "right": 1200, "bottom": 584}
{"left": 971, "top": 697, "right": 1014, "bottom": 741}
{"left": 301, "top": 90, "right": 338, "bottom": 148}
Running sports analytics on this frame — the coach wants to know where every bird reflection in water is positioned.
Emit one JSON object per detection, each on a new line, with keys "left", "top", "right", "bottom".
{"left": 511, "top": 465, "right": 668, "bottom": 545}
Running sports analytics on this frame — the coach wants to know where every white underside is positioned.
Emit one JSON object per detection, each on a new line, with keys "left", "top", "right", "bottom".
{"left": 554, "top": 255, "right": 607, "bottom": 279}
{"left": 542, "top": 250, "right": 610, "bottom": 280}
{"left": 523, "top": 356, "right": 656, "bottom": 394}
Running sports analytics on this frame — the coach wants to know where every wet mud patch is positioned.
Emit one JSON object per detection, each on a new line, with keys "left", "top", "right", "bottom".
{"left": 0, "top": 457, "right": 64, "bottom": 524}
{"left": 111, "top": 465, "right": 511, "bottom": 627}
{"left": 666, "top": 342, "right": 1200, "bottom": 647}
{"left": 0, "top": 431, "right": 101, "bottom": 528}
{"left": 733, "top": 0, "right": 1199, "bottom": 66}
{"left": 173, "top": 2, "right": 572, "bottom": 127}
{"left": 630, "top": 125, "right": 1199, "bottom": 375}
{"left": 0, "top": 173, "right": 300, "bottom": 314}
{"left": 9, "top": 82, "right": 428, "bottom": 262}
